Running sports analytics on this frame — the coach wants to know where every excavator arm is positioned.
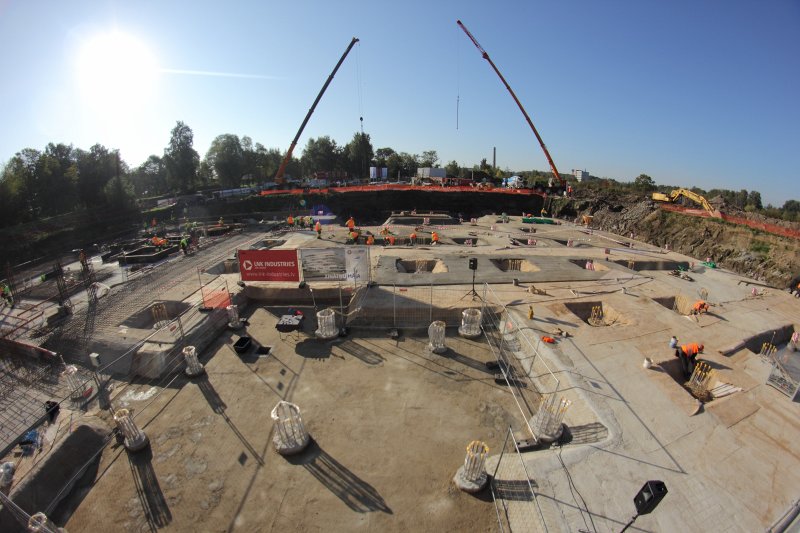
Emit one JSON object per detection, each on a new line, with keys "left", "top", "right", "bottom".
{"left": 652, "top": 188, "right": 715, "bottom": 213}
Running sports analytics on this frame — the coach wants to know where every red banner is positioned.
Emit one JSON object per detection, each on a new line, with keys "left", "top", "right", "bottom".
{"left": 238, "top": 249, "right": 300, "bottom": 282}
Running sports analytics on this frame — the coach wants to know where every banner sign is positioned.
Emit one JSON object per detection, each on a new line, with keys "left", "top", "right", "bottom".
{"left": 300, "top": 247, "right": 370, "bottom": 282}
{"left": 238, "top": 249, "right": 300, "bottom": 282}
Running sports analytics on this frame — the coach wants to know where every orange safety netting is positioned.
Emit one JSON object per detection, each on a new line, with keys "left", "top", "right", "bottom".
{"left": 202, "top": 289, "right": 231, "bottom": 309}
{"left": 659, "top": 204, "right": 800, "bottom": 239}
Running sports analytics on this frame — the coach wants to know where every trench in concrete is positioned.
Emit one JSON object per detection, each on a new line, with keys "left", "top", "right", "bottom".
{"left": 652, "top": 295, "right": 694, "bottom": 316}
{"left": 490, "top": 258, "right": 540, "bottom": 272}
{"left": 568, "top": 259, "right": 610, "bottom": 272}
{"left": 395, "top": 259, "right": 449, "bottom": 273}
{"left": 117, "top": 245, "right": 179, "bottom": 265}
{"left": 613, "top": 259, "right": 690, "bottom": 272}
{"left": 204, "top": 259, "right": 241, "bottom": 275}
{"left": 451, "top": 237, "right": 486, "bottom": 246}
{"left": 120, "top": 300, "right": 192, "bottom": 329}
{"left": 250, "top": 239, "right": 285, "bottom": 250}
{"left": 563, "top": 301, "right": 629, "bottom": 327}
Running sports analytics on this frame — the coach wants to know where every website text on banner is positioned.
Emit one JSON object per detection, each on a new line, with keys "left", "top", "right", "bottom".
{"left": 238, "top": 249, "right": 301, "bottom": 282}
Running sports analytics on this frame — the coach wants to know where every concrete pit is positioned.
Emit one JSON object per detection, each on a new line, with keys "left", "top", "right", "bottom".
{"left": 490, "top": 258, "right": 540, "bottom": 272}
{"left": 395, "top": 259, "right": 449, "bottom": 274}
{"left": 568, "top": 259, "right": 610, "bottom": 271}
{"left": 613, "top": 259, "right": 690, "bottom": 271}
{"left": 451, "top": 238, "right": 485, "bottom": 246}
{"left": 563, "top": 301, "right": 629, "bottom": 327}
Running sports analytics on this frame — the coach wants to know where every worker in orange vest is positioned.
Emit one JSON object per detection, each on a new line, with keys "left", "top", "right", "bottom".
{"left": 314, "top": 220, "right": 322, "bottom": 238}
{"left": 346, "top": 216, "right": 355, "bottom": 231}
{"left": 675, "top": 342, "right": 704, "bottom": 379}
{"left": 409, "top": 231, "right": 417, "bottom": 245}
{"left": 366, "top": 234, "right": 375, "bottom": 245}
{"left": 388, "top": 235, "right": 395, "bottom": 246}
{"left": 431, "top": 231, "right": 439, "bottom": 245}
{"left": 287, "top": 215, "right": 294, "bottom": 229}
{"left": 691, "top": 300, "right": 710, "bottom": 319}
{"left": 349, "top": 230, "right": 359, "bottom": 244}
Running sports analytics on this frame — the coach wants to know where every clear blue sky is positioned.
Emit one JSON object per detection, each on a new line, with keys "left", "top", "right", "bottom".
{"left": 0, "top": 0, "right": 797, "bottom": 206}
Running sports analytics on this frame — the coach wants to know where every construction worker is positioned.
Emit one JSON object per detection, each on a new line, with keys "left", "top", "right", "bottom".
{"left": 366, "top": 235, "right": 375, "bottom": 246}
{"left": 346, "top": 216, "right": 355, "bottom": 231}
{"left": 388, "top": 235, "right": 396, "bottom": 246}
{"left": 691, "top": 300, "right": 710, "bottom": 317}
{"left": 541, "top": 208, "right": 547, "bottom": 218}
{"left": 314, "top": 220, "right": 322, "bottom": 238}
{"left": 431, "top": 231, "right": 439, "bottom": 245}
{"left": 349, "top": 230, "right": 359, "bottom": 244}
{"left": 1, "top": 282, "right": 13, "bottom": 307}
{"left": 180, "top": 235, "right": 189, "bottom": 255}
{"left": 675, "top": 342, "right": 704, "bottom": 379}
{"left": 287, "top": 214, "right": 294, "bottom": 229}
{"left": 409, "top": 231, "right": 417, "bottom": 246}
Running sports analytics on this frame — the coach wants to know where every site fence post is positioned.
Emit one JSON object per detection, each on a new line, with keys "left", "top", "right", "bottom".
{"left": 338, "top": 281, "right": 344, "bottom": 326}
{"left": 393, "top": 284, "right": 397, "bottom": 329}
{"left": 429, "top": 282, "right": 433, "bottom": 323}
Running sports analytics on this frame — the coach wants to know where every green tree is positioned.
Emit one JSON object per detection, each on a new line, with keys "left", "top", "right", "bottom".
{"left": 634, "top": 174, "right": 656, "bottom": 191}
{"left": 301, "top": 136, "right": 340, "bottom": 177}
{"left": 206, "top": 134, "right": 244, "bottom": 188}
{"left": 445, "top": 160, "right": 460, "bottom": 176}
{"left": 746, "top": 190, "right": 763, "bottom": 210}
{"left": 130, "top": 155, "right": 167, "bottom": 196}
{"left": 163, "top": 121, "right": 199, "bottom": 192}
{"left": 75, "top": 144, "right": 117, "bottom": 207}
{"left": 420, "top": 150, "right": 439, "bottom": 168}
{"left": 344, "top": 132, "right": 374, "bottom": 180}
{"left": 374, "top": 147, "right": 396, "bottom": 167}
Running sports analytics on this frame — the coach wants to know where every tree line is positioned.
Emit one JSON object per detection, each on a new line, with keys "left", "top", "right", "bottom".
{"left": 2, "top": 120, "right": 796, "bottom": 229}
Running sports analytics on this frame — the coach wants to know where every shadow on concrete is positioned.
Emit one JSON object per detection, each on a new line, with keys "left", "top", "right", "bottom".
{"left": 127, "top": 446, "right": 172, "bottom": 531}
{"left": 195, "top": 375, "right": 264, "bottom": 466}
{"left": 438, "top": 349, "right": 493, "bottom": 374}
{"left": 336, "top": 339, "right": 384, "bottom": 365}
{"left": 534, "top": 492, "right": 648, "bottom": 533}
{"left": 560, "top": 422, "right": 609, "bottom": 445}
{"left": 286, "top": 439, "right": 392, "bottom": 514}
{"left": 295, "top": 338, "right": 332, "bottom": 360}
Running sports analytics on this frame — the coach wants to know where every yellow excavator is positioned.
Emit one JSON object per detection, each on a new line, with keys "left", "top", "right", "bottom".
{"left": 652, "top": 188, "right": 718, "bottom": 215}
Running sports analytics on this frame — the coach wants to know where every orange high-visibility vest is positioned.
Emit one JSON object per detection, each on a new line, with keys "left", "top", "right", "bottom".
{"left": 681, "top": 343, "right": 700, "bottom": 357}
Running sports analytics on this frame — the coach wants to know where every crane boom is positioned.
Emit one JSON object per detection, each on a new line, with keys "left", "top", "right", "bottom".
{"left": 456, "top": 20, "right": 564, "bottom": 189}
{"left": 274, "top": 37, "right": 359, "bottom": 185}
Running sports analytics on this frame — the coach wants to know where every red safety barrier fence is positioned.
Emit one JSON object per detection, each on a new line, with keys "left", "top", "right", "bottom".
{"left": 659, "top": 204, "right": 800, "bottom": 239}
{"left": 260, "top": 185, "right": 547, "bottom": 197}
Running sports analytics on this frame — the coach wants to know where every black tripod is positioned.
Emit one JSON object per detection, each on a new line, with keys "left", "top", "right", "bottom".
{"left": 460, "top": 265, "right": 481, "bottom": 301}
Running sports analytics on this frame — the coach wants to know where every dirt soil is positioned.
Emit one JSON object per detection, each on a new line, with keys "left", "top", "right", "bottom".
{"left": 552, "top": 190, "right": 800, "bottom": 287}
{"left": 63, "top": 306, "right": 520, "bottom": 532}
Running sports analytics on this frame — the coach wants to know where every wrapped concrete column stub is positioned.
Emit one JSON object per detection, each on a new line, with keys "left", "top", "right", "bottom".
{"left": 271, "top": 401, "right": 310, "bottom": 455}
{"left": 113, "top": 408, "right": 149, "bottom": 452}
{"left": 182, "top": 345, "right": 205, "bottom": 377}
{"left": 428, "top": 321, "right": 447, "bottom": 353}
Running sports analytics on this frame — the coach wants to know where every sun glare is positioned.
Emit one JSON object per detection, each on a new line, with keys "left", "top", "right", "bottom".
{"left": 75, "top": 31, "right": 157, "bottom": 112}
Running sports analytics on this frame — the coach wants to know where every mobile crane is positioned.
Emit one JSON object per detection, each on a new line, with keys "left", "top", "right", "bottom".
{"left": 273, "top": 37, "right": 359, "bottom": 187}
{"left": 457, "top": 20, "right": 566, "bottom": 194}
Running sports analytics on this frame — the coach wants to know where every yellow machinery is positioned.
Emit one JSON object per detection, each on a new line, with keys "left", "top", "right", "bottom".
{"left": 652, "top": 188, "right": 716, "bottom": 214}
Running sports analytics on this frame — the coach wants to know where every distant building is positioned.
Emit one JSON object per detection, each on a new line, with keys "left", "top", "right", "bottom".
{"left": 370, "top": 167, "right": 388, "bottom": 180}
{"left": 572, "top": 169, "right": 593, "bottom": 182}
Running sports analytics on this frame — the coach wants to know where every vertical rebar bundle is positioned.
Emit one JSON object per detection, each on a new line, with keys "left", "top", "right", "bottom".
{"left": 271, "top": 401, "right": 310, "bottom": 455}
{"left": 760, "top": 342, "right": 777, "bottom": 358}
{"left": 182, "top": 345, "right": 204, "bottom": 377}
{"left": 62, "top": 365, "right": 88, "bottom": 400}
{"left": 688, "top": 362, "right": 714, "bottom": 396}
{"left": 530, "top": 395, "right": 571, "bottom": 442}
{"left": 28, "top": 511, "right": 66, "bottom": 532}
{"left": 428, "top": 321, "right": 447, "bottom": 353}
{"left": 315, "top": 308, "right": 338, "bottom": 339}
{"left": 151, "top": 302, "right": 168, "bottom": 323}
{"left": 454, "top": 440, "right": 489, "bottom": 493}
{"left": 463, "top": 441, "right": 489, "bottom": 482}
{"left": 227, "top": 305, "right": 242, "bottom": 329}
{"left": 0, "top": 461, "right": 14, "bottom": 495}
{"left": 458, "top": 309, "right": 482, "bottom": 338}
{"left": 588, "top": 306, "right": 604, "bottom": 327}
{"left": 113, "top": 408, "right": 149, "bottom": 452}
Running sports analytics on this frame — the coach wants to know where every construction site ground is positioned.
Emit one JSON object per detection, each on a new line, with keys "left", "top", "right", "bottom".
{"left": 1, "top": 213, "right": 799, "bottom": 532}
